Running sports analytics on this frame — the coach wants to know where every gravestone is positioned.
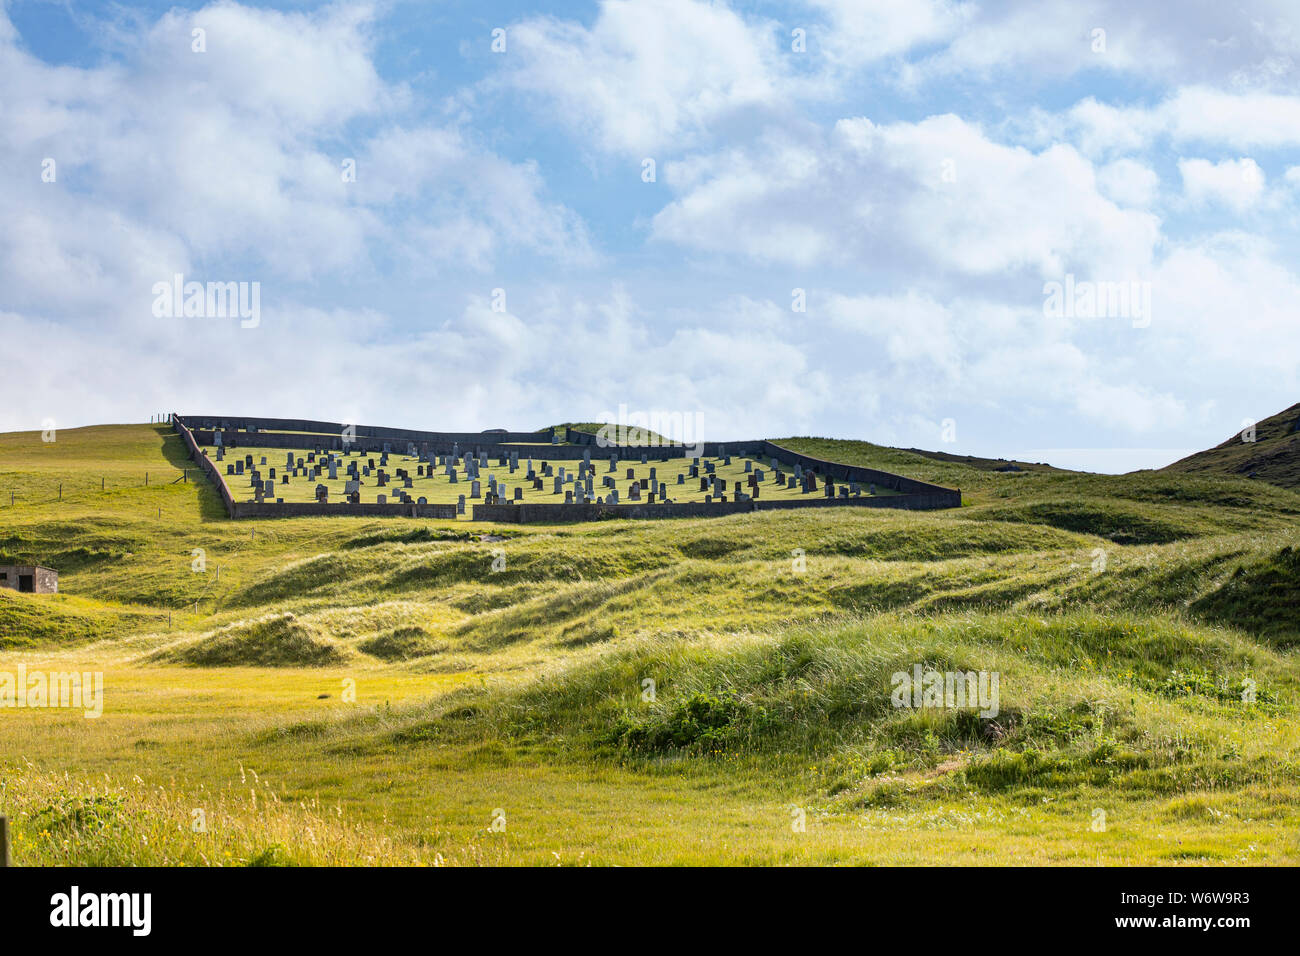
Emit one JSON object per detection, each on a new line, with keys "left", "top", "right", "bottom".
{"left": 471, "top": 480, "right": 481, "bottom": 499}
{"left": 457, "top": 495, "right": 466, "bottom": 515}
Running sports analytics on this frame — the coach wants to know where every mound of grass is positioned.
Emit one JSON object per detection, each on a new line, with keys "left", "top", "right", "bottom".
{"left": 973, "top": 501, "right": 1212, "bottom": 544}
{"left": 434, "top": 612, "right": 1285, "bottom": 774}
{"left": 1191, "top": 546, "right": 1300, "bottom": 648}
{"left": 0, "top": 590, "right": 133, "bottom": 649}
{"left": 160, "top": 612, "right": 350, "bottom": 667}
{"left": 358, "top": 626, "right": 443, "bottom": 661}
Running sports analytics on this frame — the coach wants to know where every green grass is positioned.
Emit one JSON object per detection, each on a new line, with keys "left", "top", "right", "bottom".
{"left": 1, "top": 424, "right": 1298, "bottom": 865}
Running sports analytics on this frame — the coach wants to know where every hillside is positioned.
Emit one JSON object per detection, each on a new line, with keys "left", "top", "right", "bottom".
{"left": 0, "top": 423, "right": 1298, "bottom": 865}
{"left": 1162, "top": 402, "right": 1300, "bottom": 488}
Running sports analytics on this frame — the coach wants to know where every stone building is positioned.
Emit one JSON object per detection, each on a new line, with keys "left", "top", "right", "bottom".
{"left": 0, "top": 565, "right": 58, "bottom": 594}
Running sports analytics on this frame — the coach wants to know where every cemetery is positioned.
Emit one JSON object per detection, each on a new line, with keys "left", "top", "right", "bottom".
{"left": 173, "top": 415, "right": 962, "bottom": 520}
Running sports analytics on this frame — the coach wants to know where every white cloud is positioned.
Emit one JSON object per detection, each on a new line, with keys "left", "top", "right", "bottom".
{"left": 902, "top": 0, "right": 1300, "bottom": 89}
{"left": 502, "top": 0, "right": 785, "bottom": 156}
{"left": 653, "top": 114, "right": 1160, "bottom": 279}
{"left": 1097, "top": 158, "right": 1160, "bottom": 207}
{"left": 0, "top": 0, "right": 590, "bottom": 306}
{"left": 1179, "top": 158, "right": 1266, "bottom": 211}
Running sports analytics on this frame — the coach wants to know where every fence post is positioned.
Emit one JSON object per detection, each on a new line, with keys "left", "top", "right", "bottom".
{"left": 0, "top": 814, "right": 10, "bottom": 867}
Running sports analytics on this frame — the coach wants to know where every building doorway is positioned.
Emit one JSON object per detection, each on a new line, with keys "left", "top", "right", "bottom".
{"left": 18, "top": 575, "right": 34, "bottom": 592}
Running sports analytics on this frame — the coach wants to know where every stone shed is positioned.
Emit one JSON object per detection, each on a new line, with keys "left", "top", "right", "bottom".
{"left": 0, "top": 565, "right": 59, "bottom": 594}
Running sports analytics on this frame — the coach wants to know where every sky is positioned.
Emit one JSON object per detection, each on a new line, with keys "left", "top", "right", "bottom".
{"left": 2, "top": 0, "right": 1298, "bottom": 472}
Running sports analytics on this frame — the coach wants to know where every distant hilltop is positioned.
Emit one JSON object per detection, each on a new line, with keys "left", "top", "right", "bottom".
{"left": 1162, "top": 402, "right": 1300, "bottom": 489}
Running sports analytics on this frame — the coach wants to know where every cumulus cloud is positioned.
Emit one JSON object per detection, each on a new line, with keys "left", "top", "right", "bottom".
{"left": 1179, "top": 158, "right": 1266, "bottom": 211}
{"left": 652, "top": 114, "right": 1160, "bottom": 280}
{"left": 0, "top": 0, "right": 590, "bottom": 308}
{"left": 500, "top": 0, "right": 786, "bottom": 156}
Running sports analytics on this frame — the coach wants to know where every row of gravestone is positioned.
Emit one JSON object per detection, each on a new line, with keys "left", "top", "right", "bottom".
{"left": 214, "top": 439, "right": 881, "bottom": 508}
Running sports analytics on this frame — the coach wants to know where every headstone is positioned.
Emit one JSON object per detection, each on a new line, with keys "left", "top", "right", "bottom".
{"left": 377, "top": 494, "right": 387, "bottom": 504}
{"left": 471, "top": 480, "right": 481, "bottom": 498}
{"left": 457, "top": 495, "right": 466, "bottom": 515}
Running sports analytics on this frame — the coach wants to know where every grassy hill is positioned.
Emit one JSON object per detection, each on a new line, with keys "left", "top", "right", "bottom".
{"left": 1162, "top": 402, "right": 1300, "bottom": 488}
{"left": 1, "top": 424, "right": 1298, "bottom": 865}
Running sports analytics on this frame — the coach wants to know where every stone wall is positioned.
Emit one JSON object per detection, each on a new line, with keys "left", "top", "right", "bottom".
{"left": 175, "top": 415, "right": 238, "bottom": 517}
{"left": 182, "top": 415, "right": 549, "bottom": 446}
{"left": 231, "top": 500, "right": 458, "bottom": 519}
{"left": 471, "top": 488, "right": 959, "bottom": 523}
{"left": 472, "top": 500, "right": 760, "bottom": 523}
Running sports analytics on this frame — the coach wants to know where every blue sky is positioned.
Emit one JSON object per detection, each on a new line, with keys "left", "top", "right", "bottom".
{"left": 2, "top": 0, "right": 1298, "bottom": 471}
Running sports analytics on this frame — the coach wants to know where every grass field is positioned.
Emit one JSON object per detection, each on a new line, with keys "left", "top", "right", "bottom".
{"left": 1, "top": 423, "right": 1297, "bottom": 865}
